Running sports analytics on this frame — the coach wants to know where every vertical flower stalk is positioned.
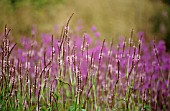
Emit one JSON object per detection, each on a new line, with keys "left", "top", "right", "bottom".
{"left": 97, "top": 39, "right": 105, "bottom": 83}
{"left": 76, "top": 65, "right": 82, "bottom": 106}
{"left": 127, "top": 29, "right": 134, "bottom": 78}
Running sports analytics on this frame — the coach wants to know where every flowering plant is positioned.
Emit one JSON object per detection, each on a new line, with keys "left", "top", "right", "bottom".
{"left": 0, "top": 16, "right": 170, "bottom": 111}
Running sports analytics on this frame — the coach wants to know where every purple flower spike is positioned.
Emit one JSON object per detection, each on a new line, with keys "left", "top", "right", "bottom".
{"left": 94, "top": 32, "right": 100, "bottom": 38}
{"left": 40, "top": 33, "right": 51, "bottom": 44}
{"left": 85, "top": 34, "right": 92, "bottom": 45}
{"left": 91, "top": 26, "right": 97, "bottom": 32}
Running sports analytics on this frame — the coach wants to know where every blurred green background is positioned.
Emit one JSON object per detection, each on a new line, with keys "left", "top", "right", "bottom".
{"left": 0, "top": 0, "right": 169, "bottom": 49}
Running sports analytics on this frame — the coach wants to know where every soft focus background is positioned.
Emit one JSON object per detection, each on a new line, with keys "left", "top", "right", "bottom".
{"left": 0, "top": 0, "right": 169, "bottom": 50}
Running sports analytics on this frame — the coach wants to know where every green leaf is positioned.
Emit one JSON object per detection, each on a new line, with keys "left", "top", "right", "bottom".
{"left": 68, "top": 105, "right": 75, "bottom": 111}
{"left": 144, "top": 105, "right": 150, "bottom": 110}
{"left": 97, "top": 107, "right": 100, "bottom": 111}
{"left": 58, "top": 78, "right": 70, "bottom": 86}
{"left": 47, "top": 107, "right": 52, "bottom": 111}
{"left": 52, "top": 92, "right": 59, "bottom": 101}
{"left": 28, "top": 106, "right": 36, "bottom": 111}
